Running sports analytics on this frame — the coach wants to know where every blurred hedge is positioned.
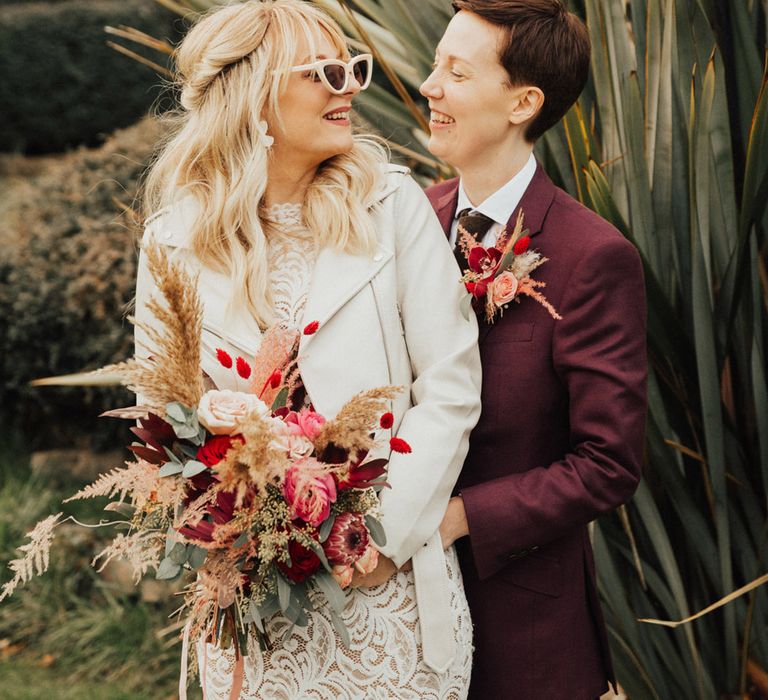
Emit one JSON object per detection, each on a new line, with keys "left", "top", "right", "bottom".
{"left": 0, "top": 0, "right": 179, "bottom": 153}
{"left": 0, "top": 117, "right": 162, "bottom": 448}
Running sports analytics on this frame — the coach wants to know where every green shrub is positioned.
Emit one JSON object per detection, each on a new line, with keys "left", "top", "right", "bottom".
{"left": 0, "top": 117, "right": 161, "bottom": 449}
{"left": 0, "top": 0, "right": 179, "bottom": 153}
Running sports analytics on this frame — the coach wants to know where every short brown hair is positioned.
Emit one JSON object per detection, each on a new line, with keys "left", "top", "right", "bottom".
{"left": 451, "top": 0, "right": 590, "bottom": 141}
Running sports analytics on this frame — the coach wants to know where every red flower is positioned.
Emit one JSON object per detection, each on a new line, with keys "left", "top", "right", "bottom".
{"left": 178, "top": 489, "right": 237, "bottom": 543}
{"left": 303, "top": 320, "right": 320, "bottom": 335}
{"left": 277, "top": 538, "right": 321, "bottom": 583}
{"left": 197, "top": 435, "right": 240, "bottom": 467}
{"left": 468, "top": 246, "right": 502, "bottom": 275}
{"left": 215, "top": 348, "right": 233, "bottom": 369}
{"left": 513, "top": 236, "right": 531, "bottom": 255}
{"left": 269, "top": 370, "right": 282, "bottom": 388}
{"left": 236, "top": 357, "right": 252, "bottom": 379}
{"left": 389, "top": 437, "right": 412, "bottom": 454}
{"left": 379, "top": 412, "right": 394, "bottom": 429}
{"left": 322, "top": 513, "right": 369, "bottom": 566}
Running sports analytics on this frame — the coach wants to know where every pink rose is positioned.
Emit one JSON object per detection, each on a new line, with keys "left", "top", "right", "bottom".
{"left": 354, "top": 544, "right": 379, "bottom": 575}
{"left": 296, "top": 409, "right": 326, "bottom": 441}
{"left": 490, "top": 271, "right": 519, "bottom": 306}
{"left": 283, "top": 458, "right": 337, "bottom": 527}
{"left": 331, "top": 564, "right": 354, "bottom": 589}
{"left": 197, "top": 390, "right": 269, "bottom": 435}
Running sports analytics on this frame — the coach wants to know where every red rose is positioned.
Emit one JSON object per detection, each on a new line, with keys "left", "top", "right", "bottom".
{"left": 197, "top": 435, "right": 240, "bottom": 467}
{"left": 513, "top": 236, "right": 531, "bottom": 255}
{"left": 277, "top": 538, "right": 321, "bottom": 583}
{"left": 379, "top": 412, "right": 394, "bottom": 429}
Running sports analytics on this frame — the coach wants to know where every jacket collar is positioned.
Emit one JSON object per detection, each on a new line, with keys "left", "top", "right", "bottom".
{"left": 432, "top": 161, "right": 556, "bottom": 241}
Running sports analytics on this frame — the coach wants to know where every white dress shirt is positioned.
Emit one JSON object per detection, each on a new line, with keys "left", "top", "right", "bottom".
{"left": 449, "top": 152, "right": 537, "bottom": 249}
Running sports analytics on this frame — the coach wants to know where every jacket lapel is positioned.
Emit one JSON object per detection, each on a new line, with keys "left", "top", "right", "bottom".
{"left": 300, "top": 242, "right": 393, "bottom": 352}
{"left": 479, "top": 163, "right": 557, "bottom": 344}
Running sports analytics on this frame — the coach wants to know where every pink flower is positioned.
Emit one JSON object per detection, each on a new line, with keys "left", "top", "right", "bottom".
{"left": 283, "top": 458, "right": 337, "bottom": 527}
{"left": 490, "top": 271, "right": 519, "bottom": 306}
{"left": 354, "top": 544, "right": 379, "bottom": 575}
{"left": 323, "top": 513, "right": 369, "bottom": 567}
{"left": 198, "top": 390, "right": 270, "bottom": 435}
{"left": 331, "top": 564, "right": 355, "bottom": 589}
{"left": 296, "top": 409, "right": 326, "bottom": 441}
{"left": 270, "top": 418, "right": 313, "bottom": 459}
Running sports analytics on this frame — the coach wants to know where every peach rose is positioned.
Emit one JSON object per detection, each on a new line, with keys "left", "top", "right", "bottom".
{"left": 490, "top": 270, "right": 519, "bottom": 306}
{"left": 354, "top": 544, "right": 380, "bottom": 575}
{"left": 331, "top": 564, "right": 355, "bottom": 589}
{"left": 270, "top": 418, "right": 313, "bottom": 459}
{"left": 197, "top": 390, "right": 270, "bottom": 435}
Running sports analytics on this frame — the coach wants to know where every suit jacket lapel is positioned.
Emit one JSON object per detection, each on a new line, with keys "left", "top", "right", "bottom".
{"left": 434, "top": 183, "right": 460, "bottom": 238}
{"left": 300, "top": 242, "right": 393, "bottom": 352}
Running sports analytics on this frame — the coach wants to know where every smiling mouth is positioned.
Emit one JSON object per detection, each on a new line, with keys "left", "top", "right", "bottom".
{"left": 324, "top": 109, "right": 350, "bottom": 121}
{"left": 430, "top": 110, "right": 455, "bottom": 125}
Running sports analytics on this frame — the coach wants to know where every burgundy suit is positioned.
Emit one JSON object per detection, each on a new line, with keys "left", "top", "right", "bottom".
{"left": 427, "top": 164, "right": 647, "bottom": 699}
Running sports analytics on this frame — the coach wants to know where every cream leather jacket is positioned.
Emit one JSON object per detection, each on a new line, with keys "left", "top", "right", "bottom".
{"left": 135, "top": 165, "right": 481, "bottom": 672}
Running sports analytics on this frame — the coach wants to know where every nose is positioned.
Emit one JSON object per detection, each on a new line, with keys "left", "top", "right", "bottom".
{"left": 419, "top": 71, "right": 442, "bottom": 99}
{"left": 345, "top": 70, "right": 362, "bottom": 96}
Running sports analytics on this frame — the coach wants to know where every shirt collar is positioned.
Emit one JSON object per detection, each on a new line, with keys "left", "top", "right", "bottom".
{"left": 455, "top": 152, "right": 538, "bottom": 226}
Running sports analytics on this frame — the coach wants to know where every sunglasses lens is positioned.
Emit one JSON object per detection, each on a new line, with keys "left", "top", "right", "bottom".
{"left": 353, "top": 59, "right": 369, "bottom": 87}
{"left": 323, "top": 64, "right": 347, "bottom": 91}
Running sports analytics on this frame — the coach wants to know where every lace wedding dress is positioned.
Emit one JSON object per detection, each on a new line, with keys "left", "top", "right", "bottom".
{"left": 200, "top": 203, "right": 473, "bottom": 699}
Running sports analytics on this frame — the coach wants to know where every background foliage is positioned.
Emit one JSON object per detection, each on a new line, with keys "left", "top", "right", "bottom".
{"left": 0, "top": 0, "right": 178, "bottom": 153}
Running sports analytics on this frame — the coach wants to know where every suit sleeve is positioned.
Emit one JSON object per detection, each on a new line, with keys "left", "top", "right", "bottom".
{"left": 460, "top": 235, "right": 647, "bottom": 580}
{"left": 377, "top": 175, "right": 482, "bottom": 567}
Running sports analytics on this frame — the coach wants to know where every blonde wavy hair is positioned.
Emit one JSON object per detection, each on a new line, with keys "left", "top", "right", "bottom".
{"left": 143, "top": 0, "right": 388, "bottom": 326}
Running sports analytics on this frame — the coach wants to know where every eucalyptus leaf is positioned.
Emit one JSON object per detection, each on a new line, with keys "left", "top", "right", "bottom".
{"left": 159, "top": 462, "right": 183, "bottom": 477}
{"left": 232, "top": 531, "right": 249, "bottom": 549}
{"left": 329, "top": 608, "right": 351, "bottom": 648}
{"left": 169, "top": 542, "right": 187, "bottom": 565}
{"left": 182, "top": 460, "right": 208, "bottom": 478}
{"left": 187, "top": 545, "right": 207, "bottom": 569}
{"left": 103, "top": 501, "right": 135, "bottom": 517}
{"left": 156, "top": 556, "right": 182, "bottom": 580}
{"left": 318, "top": 514, "right": 336, "bottom": 543}
{"left": 364, "top": 515, "right": 387, "bottom": 548}
{"left": 271, "top": 387, "right": 289, "bottom": 411}
{"left": 314, "top": 571, "right": 347, "bottom": 615}
{"left": 276, "top": 572, "right": 292, "bottom": 614}
{"left": 165, "top": 402, "right": 187, "bottom": 423}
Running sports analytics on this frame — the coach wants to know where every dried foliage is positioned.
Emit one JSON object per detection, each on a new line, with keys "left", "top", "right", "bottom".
{"left": 0, "top": 513, "right": 63, "bottom": 602}
{"left": 92, "top": 530, "right": 165, "bottom": 583}
{"left": 314, "top": 386, "right": 400, "bottom": 455}
{"left": 104, "top": 243, "right": 205, "bottom": 415}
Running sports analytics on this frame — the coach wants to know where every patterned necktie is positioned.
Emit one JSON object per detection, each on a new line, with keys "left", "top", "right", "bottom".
{"left": 455, "top": 208, "right": 496, "bottom": 272}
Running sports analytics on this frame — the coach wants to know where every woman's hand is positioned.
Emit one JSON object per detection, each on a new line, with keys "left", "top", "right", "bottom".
{"left": 350, "top": 555, "right": 412, "bottom": 588}
{"left": 439, "top": 496, "right": 469, "bottom": 549}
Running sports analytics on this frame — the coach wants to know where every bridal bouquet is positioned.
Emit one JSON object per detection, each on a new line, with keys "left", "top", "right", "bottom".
{"left": 1, "top": 244, "right": 408, "bottom": 667}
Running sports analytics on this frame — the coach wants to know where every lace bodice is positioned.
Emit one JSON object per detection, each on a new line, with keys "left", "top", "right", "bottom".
{"left": 264, "top": 203, "right": 316, "bottom": 329}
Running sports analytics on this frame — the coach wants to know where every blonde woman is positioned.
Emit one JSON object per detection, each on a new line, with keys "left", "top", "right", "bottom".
{"left": 135, "top": 1, "right": 480, "bottom": 697}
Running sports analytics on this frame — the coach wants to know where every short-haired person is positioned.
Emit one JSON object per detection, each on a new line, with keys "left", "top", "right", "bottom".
{"left": 423, "top": 2, "right": 647, "bottom": 698}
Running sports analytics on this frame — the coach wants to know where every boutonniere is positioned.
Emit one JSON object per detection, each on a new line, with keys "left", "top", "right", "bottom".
{"left": 458, "top": 210, "right": 562, "bottom": 324}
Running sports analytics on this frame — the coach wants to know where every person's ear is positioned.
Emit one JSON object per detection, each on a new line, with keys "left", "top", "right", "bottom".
{"left": 508, "top": 86, "right": 545, "bottom": 126}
